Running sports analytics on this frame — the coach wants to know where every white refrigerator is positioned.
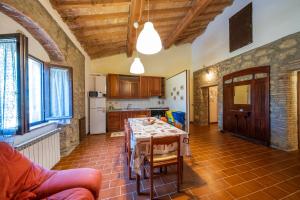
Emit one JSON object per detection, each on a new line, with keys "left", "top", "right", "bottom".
{"left": 90, "top": 97, "right": 106, "bottom": 134}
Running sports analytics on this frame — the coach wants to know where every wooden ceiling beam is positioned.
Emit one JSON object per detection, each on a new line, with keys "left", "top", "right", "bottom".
{"left": 164, "top": 0, "right": 213, "bottom": 49}
{"left": 126, "top": 0, "right": 145, "bottom": 57}
{"left": 90, "top": 48, "right": 127, "bottom": 59}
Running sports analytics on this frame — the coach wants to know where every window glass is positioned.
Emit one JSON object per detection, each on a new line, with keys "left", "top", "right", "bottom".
{"left": 49, "top": 67, "right": 72, "bottom": 119}
{"left": 0, "top": 38, "right": 19, "bottom": 136}
{"left": 28, "top": 57, "right": 43, "bottom": 124}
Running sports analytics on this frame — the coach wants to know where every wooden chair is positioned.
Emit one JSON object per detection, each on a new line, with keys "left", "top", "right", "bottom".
{"left": 124, "top": 119, "right": 128, "bottom": 153}
{"left": 144, "top": 136, "right": 181, "bottom": 199}
{"left": 135, "top": 115, "right": 148, "bottom": 118}
{"left": 160, "top": 117, "right": 168, "bottom": 123}
{"left": 174, "top": 122, "right": 183, "bottom": 130}
{"left": 124, "top": 120, "right": 134, "bottom": 180}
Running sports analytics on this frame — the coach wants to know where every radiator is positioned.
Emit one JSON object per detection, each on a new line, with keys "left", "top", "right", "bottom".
{"left": 19, "top": 132, "right": 61, "bottom": 169}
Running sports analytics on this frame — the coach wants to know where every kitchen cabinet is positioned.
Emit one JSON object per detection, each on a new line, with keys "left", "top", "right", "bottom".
{"left": 107, "top": 112, "right": 121, "bottom": 131}
{"left": 107, "top": 74, "right": 119, "bottom": 98}
{"left": 140, "top": 76, "right": 150, "bottom": 98}
{"left": 107, "top": 110, "right": 150, "bottom": 131}
{"left": 118, "top": 75, "right": 140, "bottom": 98}
{"left": 107, "top": 74, "right": 165, "bottom": 99}
{"left": 149, "top": 77, "right": 163, "bottom": 97}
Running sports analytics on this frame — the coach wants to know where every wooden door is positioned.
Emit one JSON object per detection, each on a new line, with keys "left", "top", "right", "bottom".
{"left": 107, "top": 112, "right": 121, "bottom": 131}
{"left": 253, "top": 77, "right": 270, "bottom": 144}
{"left": 223, "top": 66, "right": 270, "bottom": 145}
{"left": 107, "top": 74, "right": 119, "bottom": 98}
{"left": 140, "top": 76, "right": 150, "bottom": 98}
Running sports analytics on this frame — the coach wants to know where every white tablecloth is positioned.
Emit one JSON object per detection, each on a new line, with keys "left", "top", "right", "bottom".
{"left": 128, "top": 117, "right": 191, "bottom": 175}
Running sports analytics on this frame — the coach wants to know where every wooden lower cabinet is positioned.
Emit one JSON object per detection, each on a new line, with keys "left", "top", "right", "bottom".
{"left": 107, "top": 112, "right": 121, "bottom": 131}
{"left": 107, "top": 110, "right": 150, "bottom": 132}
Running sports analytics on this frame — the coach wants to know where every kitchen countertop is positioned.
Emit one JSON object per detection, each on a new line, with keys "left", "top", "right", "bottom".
{"left": 107, "top": 107, "right": 169, "bottom": 112}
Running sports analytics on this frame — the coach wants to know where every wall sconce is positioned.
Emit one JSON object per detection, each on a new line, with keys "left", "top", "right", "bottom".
{"left": 206, "top": 70, "right": 213, "bottom": 81}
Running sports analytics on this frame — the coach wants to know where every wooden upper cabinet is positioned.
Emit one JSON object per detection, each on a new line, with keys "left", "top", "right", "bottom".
{"left": 119, "top": 79, "right": 131, "bottom": 98}
{"left": 107, "top": 74, "right": 119, "bottom": 98}
{"left": 140, "top": 76, "right": 150, "bottom": 98}
{"left": 107, "top": 74, "right": 165, "bottom": 99}
{"left": 149, "top": 77, "right": 162, "bottom": 96}
{"left": 119, "top": 75, "right": 139, "bottom": 98}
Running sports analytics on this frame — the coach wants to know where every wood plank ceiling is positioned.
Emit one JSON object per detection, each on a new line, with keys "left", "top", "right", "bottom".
{"left": 50, "top": 0, "right": 233, "bottom": 59}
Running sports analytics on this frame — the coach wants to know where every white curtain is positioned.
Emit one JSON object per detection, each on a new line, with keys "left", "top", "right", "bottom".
{"left": 0, "top": 38, "right": 18, "bottom": 138}
{"left": 50, "top": 68, "right": 70, "bottom": 118}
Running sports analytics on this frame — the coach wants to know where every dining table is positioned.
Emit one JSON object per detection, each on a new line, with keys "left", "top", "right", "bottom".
{"left": 128, "top": 117, "right": 191, "bottom": 194}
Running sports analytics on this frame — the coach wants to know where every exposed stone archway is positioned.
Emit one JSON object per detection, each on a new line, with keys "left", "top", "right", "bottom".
{"left": 0, "top": 2, "right": 64, "bottom": 62}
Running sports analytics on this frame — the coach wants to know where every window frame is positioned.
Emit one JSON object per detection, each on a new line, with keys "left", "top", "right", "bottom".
{"left": 27, "top": 55, "right": 46, "bottom": 127}
{"left": 44, "top": 63, "right": 73, "bottom": 120}
{"left": 0, "top": 33, "right": 28, "bottom": 135}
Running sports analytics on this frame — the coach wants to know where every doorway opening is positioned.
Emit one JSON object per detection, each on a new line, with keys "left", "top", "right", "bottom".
{"left": 208, "top": 86, "right": 218, "bottom": 125}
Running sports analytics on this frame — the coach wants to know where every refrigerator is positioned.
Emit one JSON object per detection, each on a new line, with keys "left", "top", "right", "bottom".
{"left": 90, "top": 97, "right": 106, "bottom": 134}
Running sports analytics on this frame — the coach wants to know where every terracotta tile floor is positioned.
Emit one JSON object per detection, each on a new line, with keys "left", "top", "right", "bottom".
{"left": 54, "top": 124, "right": 300, "bottom": 200}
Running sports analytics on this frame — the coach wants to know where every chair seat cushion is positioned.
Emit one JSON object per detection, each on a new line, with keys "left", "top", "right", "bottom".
{"left": 146, "top": 151, "right": 178, "bottom": 163}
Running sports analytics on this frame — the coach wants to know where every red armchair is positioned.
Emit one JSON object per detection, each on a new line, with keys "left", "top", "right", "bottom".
{"left": 0, "top": 142, "right": 101, "bottom": 200}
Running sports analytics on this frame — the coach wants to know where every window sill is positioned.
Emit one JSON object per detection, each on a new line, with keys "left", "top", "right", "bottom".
{"left": 14, "top": 122, "right": 60, "bottom": 150}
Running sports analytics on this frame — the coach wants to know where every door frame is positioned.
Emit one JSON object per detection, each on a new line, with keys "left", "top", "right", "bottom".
{"left": 297, "top": 71, "right": 300, "bottom": 149}
{"left": 207, "top": 85, "right": 218, "bottom": 125}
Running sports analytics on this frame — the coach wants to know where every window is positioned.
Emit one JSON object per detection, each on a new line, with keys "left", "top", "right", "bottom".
{"left": 0, "top": 33, "right": 73, "bottom": 137}
{"left": 28, "top": 57, "right": 44, "bottom": 125}
{"left": 45, "top": 65, "right": 73, "bottom": 120}
{"left": 0, "top": 37, "right": 19, "bottom": 135}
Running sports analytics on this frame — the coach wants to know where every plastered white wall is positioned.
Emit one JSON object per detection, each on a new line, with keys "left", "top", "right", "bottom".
{"left": 192, "top": 0, "right": 300, "bottom": 70}
{"left": 0, "top": 12, "right": 50, "bottom": 62}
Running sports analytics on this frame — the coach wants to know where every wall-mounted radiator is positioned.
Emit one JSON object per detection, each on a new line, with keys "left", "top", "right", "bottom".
{"left": 16, "top": 129, "right": 61, "bottom": 169}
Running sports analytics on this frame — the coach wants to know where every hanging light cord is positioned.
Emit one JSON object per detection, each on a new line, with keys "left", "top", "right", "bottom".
{"left": 148, "top": 0, "right": 150, "bottom": 22}
{"left": 135, "top": 24, "right": 139, "bottom": 58}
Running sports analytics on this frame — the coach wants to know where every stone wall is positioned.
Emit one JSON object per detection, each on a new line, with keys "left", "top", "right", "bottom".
{"left": 0, "top": 0, "right": 86, "bottom": 156}
{"left": 194, "top": 32, "right": 300, "bottom": 151}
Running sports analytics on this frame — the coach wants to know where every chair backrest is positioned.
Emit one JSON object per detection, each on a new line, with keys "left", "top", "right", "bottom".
{"left": 124, "top": 120, "right": 131, "bottom": 150}
{"left": 160, "top": 117, "right": 168, "bottom": 123}
{"left": 135, "top": 115, "right": 148, "bottom": 118}
{"left": 150, "top": 135, "right": 180, "bottom": 162}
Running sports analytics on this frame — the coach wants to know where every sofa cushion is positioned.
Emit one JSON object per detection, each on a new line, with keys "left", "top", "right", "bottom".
{"left": 0, "top": 142, "right": 53, "bottom": 200}
{"left": 35, "top": 168, "right": 101, "bottom": 199}
{"left": 42, "top": 188, "right": 94, "bottom": 200}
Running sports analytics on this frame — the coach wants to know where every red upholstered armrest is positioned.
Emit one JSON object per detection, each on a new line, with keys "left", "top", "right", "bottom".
{"left": 35, "top": 168, "right": 102, "bottom": 199}
{"left": 43, "top": 188, "right": 95, "bottom": 200}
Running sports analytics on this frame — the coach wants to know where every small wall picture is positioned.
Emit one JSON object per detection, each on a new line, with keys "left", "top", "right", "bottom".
{"left": 173, "top": 87, "right": 176, "bottom": 91}
{"left": 171, "top": 92, "right": 173, "bottom": 96}
{"left": 180, "top": 85, "right": 184, "bottom": 90}
{"left": 180, "top": 96, "right": 184, "bottom": 100}
{"left": 177, "top": 91, "right": 180, "bottom": 96}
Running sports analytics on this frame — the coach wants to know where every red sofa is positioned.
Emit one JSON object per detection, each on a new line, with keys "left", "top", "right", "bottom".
{"left": 0, "top": 142, "right": 101, "bottom": 200}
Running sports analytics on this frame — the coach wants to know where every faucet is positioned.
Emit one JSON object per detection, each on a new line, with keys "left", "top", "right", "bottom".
{"left": 127, "top": 104, "right": 132, "bottom": 110}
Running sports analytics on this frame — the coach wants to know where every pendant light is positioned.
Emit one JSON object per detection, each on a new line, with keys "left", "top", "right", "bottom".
{"left": 136, "top": 0, "right": 162, "bottom": 55}
{"left": 130, "top": 22, "right": 145, "bottom": 74}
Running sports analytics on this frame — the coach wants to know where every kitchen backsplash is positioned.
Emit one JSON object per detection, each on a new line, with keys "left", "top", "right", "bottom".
{"left": 107, "top": 97, "right": 167, "bottom": 110}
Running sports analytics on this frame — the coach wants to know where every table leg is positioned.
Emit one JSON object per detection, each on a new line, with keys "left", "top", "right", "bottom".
{"left": 136, "top": 173, "right": 141, "bottom": 195}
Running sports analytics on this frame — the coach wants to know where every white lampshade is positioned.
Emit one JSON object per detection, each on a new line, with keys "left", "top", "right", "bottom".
{"left": 136, "top": 22, "right": 162, "bottom": 55}
{"left": 130, "top": 57, "right": 145, "bottom": 74}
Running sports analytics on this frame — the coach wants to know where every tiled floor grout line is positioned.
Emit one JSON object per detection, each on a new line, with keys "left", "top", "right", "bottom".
{"left": 54, "top": 125, "right": 300, "bottom": 200}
